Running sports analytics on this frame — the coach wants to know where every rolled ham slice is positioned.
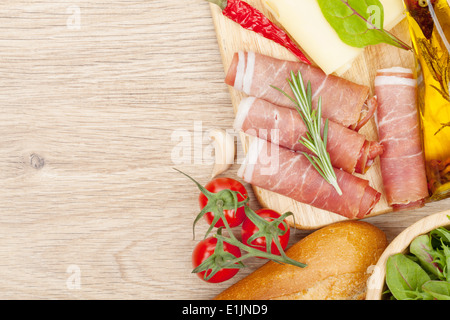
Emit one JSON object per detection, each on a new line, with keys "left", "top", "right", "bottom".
{"left": 225, "top": 51, "right": 373, "bottom": 130}
{"left": 237, "top": 138, "right": 381, "bottom": 219}
{"left": 374, "top": 67, "right": 429, "bottom": 210}
{"left": 234, "top": 97, "right": 384, "bottom": 174}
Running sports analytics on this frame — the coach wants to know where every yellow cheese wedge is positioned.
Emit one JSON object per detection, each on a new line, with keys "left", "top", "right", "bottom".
{"left": 263, "top": 0, "right": 406, "bottom": 75}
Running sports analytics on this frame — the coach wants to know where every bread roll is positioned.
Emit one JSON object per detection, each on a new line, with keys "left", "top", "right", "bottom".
{"left": 214, "top": 221, "right": 387, "bottom": 300}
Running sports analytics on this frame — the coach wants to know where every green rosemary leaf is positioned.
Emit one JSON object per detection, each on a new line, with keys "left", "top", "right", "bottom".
{"left": 283, "top": 71, "right": 343, "bottom": 196}
{"left": 300, "top": 138, "right": 316, "bottom": 153}
{"left": 323, "top": 117, "right": 329, "bottom": 150}
{"left": 303, "top": 152, "right": 328, "bottom": 181}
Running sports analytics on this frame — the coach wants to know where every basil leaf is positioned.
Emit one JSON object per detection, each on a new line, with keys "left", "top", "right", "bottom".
{"left": 317, "top": 0, "right": 410, "bottom": 50}
{"left": 386, "top": 253, "right": 431, "bottom": 300}
{"left": 422, "top": 280, "right": 450, "bottom": 300}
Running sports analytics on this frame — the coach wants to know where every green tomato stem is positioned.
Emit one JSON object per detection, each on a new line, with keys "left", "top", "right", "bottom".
{"left": 215, "top": 233, "right": 307, "bottom": 268}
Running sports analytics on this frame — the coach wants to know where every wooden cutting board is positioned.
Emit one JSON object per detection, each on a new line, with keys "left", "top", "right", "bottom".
{"left": 210, "top": 0, "right": 416, "bottom": 229}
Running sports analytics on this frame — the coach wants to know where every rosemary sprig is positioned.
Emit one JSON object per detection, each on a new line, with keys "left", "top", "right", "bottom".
{"left": 272, "top": 71, "right": 342, "bottom": 196}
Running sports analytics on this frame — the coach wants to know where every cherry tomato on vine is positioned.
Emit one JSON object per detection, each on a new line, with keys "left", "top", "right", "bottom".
{"left": 198, "top": 178, "right": 248, "bottom": 228}
{"left": 241, "top": 208, "right": 290, "bottom": 257}
{"left": 192, "top": 236, "right": 242, "bottom": 283}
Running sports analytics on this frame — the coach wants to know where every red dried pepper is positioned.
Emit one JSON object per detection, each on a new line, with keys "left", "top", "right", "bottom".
{"left": 207, "top": 0, "right": 311, "bottom": 65}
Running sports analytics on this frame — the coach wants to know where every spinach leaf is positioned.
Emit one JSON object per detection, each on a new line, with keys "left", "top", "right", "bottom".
{"left": 422, "top": 280, "right": 450, "bottom": 300}
{"left": 410, "top": 234, "right": 445, "bottom": 280}
{"left": 317, "top": 0, "right": 411, "bottom": 50}
{"left": 386, "top": 253, "right": 431, "bottom": 300}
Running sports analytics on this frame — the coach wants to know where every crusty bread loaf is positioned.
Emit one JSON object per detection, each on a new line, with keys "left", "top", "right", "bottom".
{"left": 214, "top": 220, "right": 387, "bottom": 300}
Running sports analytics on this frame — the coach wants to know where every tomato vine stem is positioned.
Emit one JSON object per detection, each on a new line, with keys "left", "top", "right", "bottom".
{"left": 175, "top": 168, "right": 307, "bottom": 280}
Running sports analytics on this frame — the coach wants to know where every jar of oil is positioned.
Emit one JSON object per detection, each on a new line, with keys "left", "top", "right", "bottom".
{"left": 404, "top": 0, "right": 450, "bottom": 200}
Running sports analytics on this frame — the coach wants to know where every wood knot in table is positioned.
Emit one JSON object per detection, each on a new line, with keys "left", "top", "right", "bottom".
{"left": 30, "top": 153, "right": 45, "bottom": 170}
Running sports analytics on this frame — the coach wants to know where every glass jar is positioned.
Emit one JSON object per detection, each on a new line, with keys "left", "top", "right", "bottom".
{"left": 403, "top": 0, "right": 450, "bottom": 200}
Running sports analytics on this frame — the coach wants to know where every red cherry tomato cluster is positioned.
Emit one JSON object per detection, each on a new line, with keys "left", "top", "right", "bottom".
{"left": 192, "top": 177, "right": 291, "bottom": 283}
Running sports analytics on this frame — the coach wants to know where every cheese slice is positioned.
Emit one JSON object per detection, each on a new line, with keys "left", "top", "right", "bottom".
{"left": 263, "top": 0, "right": 406, "bottom": 75}
{"left": 383, "top": 0, "right": 407, "bottom": 30}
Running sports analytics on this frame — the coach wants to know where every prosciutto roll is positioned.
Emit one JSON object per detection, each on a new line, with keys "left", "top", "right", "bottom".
{"left": 374, "top": 67, "right": 429, "bottom": 210}
{"left": 237, "top": 138, "right": 381, "bottom": 219}
{"left": 234, "top": 97, "right": 384, "bottom": 174}
{"left": 225, "top": 51, "right": 374, "bottom": 130}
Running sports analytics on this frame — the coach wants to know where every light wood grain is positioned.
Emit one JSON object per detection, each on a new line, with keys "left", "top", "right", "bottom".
{"left": 0, "top": 0, "right": 448, "bottom": 300}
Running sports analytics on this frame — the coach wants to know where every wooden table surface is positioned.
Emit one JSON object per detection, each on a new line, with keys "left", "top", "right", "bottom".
{"left": 1, "top": 0, "right": 449, "bottom": 300}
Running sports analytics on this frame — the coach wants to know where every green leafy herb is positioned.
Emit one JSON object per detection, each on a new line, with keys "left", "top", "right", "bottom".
{"left": 385, "top": 218, "right": 450, "bottom": 300}
{"left": 422, "top": 280, "right": 450, "bottom": 300}
{"left": 386, "top": 253, "right": 432, "bottom": 300}
{"left": 317, "top": 0, "right": 411, "bottom": 50}
{"left": 272, "top": 71, "right": 342, "bottom": 196}
{"left": 431, "top": 226, "right": 450, "bottom": 244}
{"left": 410, "top": 234, "right": 446, "bottom": 279}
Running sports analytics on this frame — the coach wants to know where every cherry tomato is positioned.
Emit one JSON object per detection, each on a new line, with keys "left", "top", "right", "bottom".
{"left": 198, "top": 178, "right": 248, "bottom": 228}
{"left": 241, "top": 208, "right": 290, "bottom": 257}
{"left": 192, "top": 236, "right": 241, "bottom": 283}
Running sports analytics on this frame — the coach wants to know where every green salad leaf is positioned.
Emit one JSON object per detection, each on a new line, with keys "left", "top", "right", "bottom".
{"left": 386, "top": 253, "right": 432, "bottom": 300}
{"left": 317, "top": 0, "right": 411, "bottom": 50}
{"left": 431, "top": 227, "right": 450, "bottom": 244}
{"left": 410, "top": 234, "right": 446, "bottom": 280}
{"left": 385, "top": 221, "right": 450, "bottom": 300}
{"left": 422, "top": 281, "right": 450, "bottom": 300}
